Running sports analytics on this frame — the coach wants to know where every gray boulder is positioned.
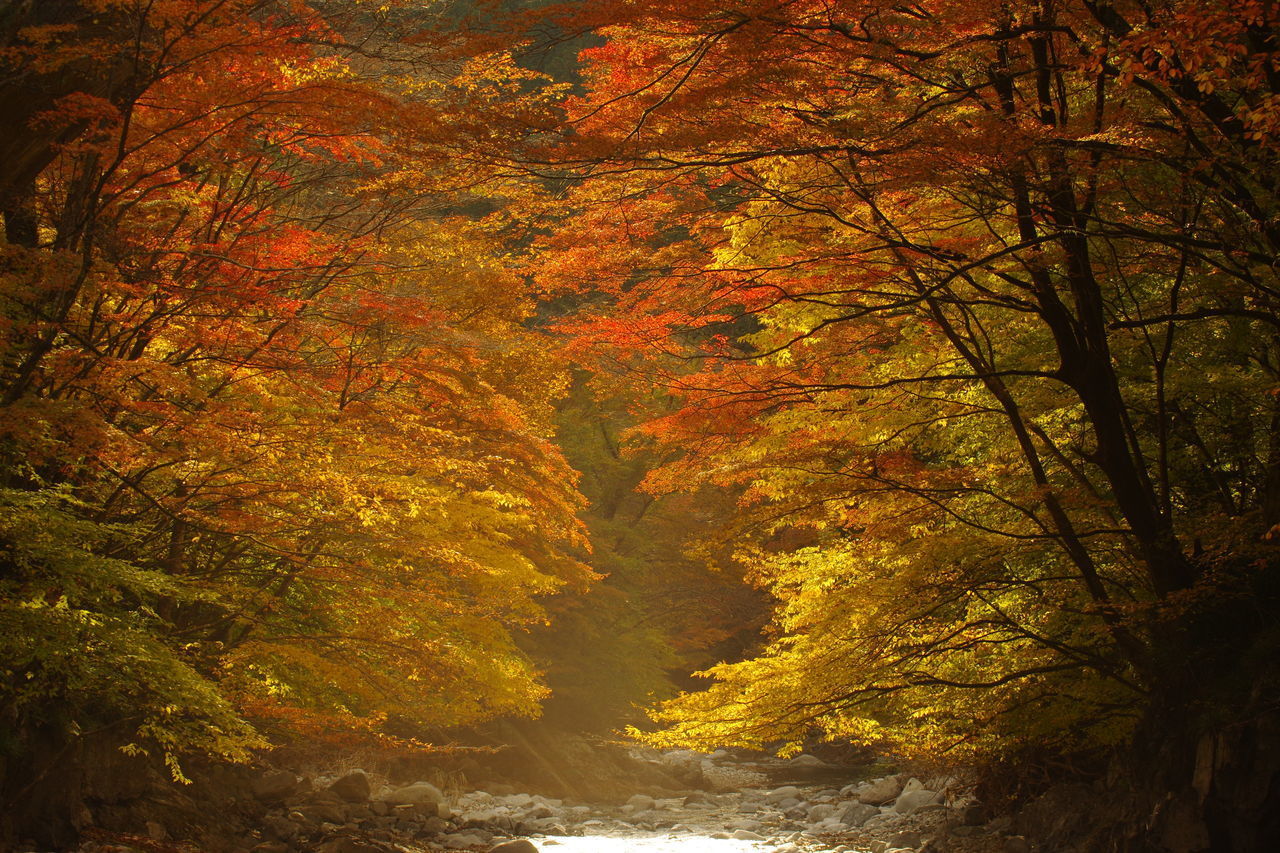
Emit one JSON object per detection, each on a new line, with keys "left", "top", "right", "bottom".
{"left": 838, "top": 803, "right": 880, "bottom": 827}
{"left": 626, "top": 794, "right": 656, "bottom": 811}
{"left": 858, "top": 776, "right": 904, "bottom": 805}
{"left": 252, "top": 770, "right": 300, "bottom": 802}
{"left": 329, "top": 771, "right": 371, "bottom": 803}
{"left": 383, "top": 781, "right": 445, "bottom": 806}
{"left": 807, "top": 804, "right": 836, "bottom": 822}
{"left": 523, "top": 804, "right": 557, "bottom": 820}
{"left": 895, "top": 788, "right": 942, "bottom": 815}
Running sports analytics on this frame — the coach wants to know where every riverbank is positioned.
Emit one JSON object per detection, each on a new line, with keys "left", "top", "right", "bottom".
{"left": 51, "top": 748, "right": 1019, "bottom": 853}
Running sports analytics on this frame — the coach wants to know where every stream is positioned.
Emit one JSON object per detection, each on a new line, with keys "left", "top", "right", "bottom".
{"left": 66, "top": 750, "right": 1020, "bottom": 853}
{"left": 413, "top": 751, "right": 1014, "bottom": 853}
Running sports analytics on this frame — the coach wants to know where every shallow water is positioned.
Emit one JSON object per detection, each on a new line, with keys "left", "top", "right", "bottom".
{"left": 538, "top": 833, "right": 767, "bottom": 853}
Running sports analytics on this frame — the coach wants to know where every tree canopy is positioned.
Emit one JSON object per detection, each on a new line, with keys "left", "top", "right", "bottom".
{"left": 0, "top": 0, "right": 595, "bottom": 772}
{"left": 508, "top": 0, "right": 1280, "bottom": 768}
{"left": 2, "top": 0, "right": 1279, "bottom": 847}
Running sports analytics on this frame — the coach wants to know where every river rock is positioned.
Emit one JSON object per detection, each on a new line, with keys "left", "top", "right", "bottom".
{"left": 766, "top": 785, "right": 802, "bottom": 803}
{"left": 790, "top": 754, "right": 826, "bottom": 767}
{"left": 329, "top": 771, "right": 371, "bottom": 803}
{"left": 296, "top": 800, "right": 348, "bottom": 825}
{"left": 808, "top": 804, "right": 837, "bottom": 822}
{"left": 660, "top": 750, "right": 709, "bottom": 786}
{"left": 383, "top": 781, "right": 444, "bottom": 806}
{"left": 252, "top": 770, "right": 300, "bottom": 802}
{"left": 626, "top": 794, "right": 656, "bottom": 811}
{"left": 895, "top": 789, "right": 942, "bottom": 814}
{"left": 732, "top": 830, "right": 765, "bottom": 840}
{"left": 262, "top": 814, "right": 299, "bottom": 840}
{"left": 490, "top": 841, "right": 538, "bottom": 853}
{"left": 858, "top": 776, "right": 904, "bottom": 805}
{"left": 838, "top": 803, "right": 879, "bottom": 826}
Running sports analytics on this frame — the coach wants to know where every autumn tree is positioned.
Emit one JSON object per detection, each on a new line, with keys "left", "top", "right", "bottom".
{"left": 0, "top": 1, "right": 594, "bottom": 841}
{"left": 497, "top": 0, "right": 1280, "bottom": 844}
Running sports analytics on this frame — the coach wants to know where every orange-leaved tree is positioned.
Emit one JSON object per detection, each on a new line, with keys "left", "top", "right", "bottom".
{"left": 496, "top": 0, "right": 1280, "bottom": 841}
{"left": 0, "top": 0, "right": 591, "bottom": 821}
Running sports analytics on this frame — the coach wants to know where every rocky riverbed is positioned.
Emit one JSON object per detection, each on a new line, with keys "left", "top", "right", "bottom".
{"left": 65, "top": 750, "right": 1029, "bottom": 853}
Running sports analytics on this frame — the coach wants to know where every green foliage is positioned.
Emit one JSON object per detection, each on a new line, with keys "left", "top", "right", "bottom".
{"left": 0, "top": 488, "right": 264, "bottom": 777}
